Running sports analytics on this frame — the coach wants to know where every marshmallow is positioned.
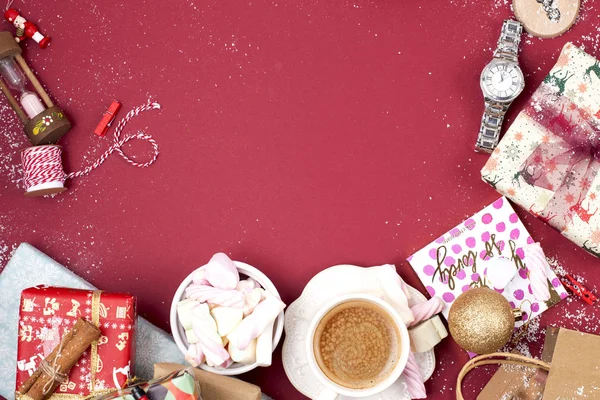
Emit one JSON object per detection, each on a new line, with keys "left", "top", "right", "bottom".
{"left": 403, "top": 351, "right": 426, "bottom": 399}
{"left": 377, "top": 265, "right": 415, "bottom": 326}
{"left": 177, "top": 299, "right": 199, "bottom": 330}
{"left": 255, "top": 320, "right": 274, "bottom": 367}
{"left": 525, "top": 243, "right": 551, "bottom": 301}
{"left": 185, "top": 328, "right": 199, "bottom": 344}
{"left": 229, "top": 338, "right": 257, "bottom": 365}
{"left": 484, "top": 257, "right": 518, "bottom": 289}
{"left": 185, "top": 284, "right": 245, "bottom": 309}
{"left": 185, "top": 343, "right": 205, "bottom": 367}
{"left": 205, "top": 252, "right": 240, "bottom": 290}
{"left": 243, "top": 288, "right": 264, "bottom": 317}
{"left": 237, "top": 278, "right": 260, "bottom": 294}
{"left": 193, "top": 266, "right": 209, "bottom": 285}
{"left": 228, "top": 294, "right": 285, "bottom": 351}
{"left": 409, "top": 297, "right": 445, "bottom": 327}
{"left": 192, "top": 304, "right": 230, "bottom": 367}
{"left": 210, "top": 306, "right": 244, "bottom": 337}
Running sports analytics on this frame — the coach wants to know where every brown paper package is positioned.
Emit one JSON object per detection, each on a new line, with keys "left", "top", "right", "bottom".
{"left": 154, "top": 363, "right": 262, "bottom": 400}
{"left": 17, "top": 318, "right": 101, "bottom": 400}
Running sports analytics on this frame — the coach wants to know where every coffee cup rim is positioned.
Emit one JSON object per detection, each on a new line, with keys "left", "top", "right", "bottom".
{"left": 306, "top": 293, "right": 411, "bottom": 397}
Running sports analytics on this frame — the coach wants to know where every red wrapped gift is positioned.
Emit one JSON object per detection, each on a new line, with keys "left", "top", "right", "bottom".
{"left": 15, "top": 287, "right": 137, "bottom": 397}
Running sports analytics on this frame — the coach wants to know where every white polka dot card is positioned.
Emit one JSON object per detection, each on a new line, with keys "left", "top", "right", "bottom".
{"left": 407, "top": 197, "right": 568, "bottom": 327}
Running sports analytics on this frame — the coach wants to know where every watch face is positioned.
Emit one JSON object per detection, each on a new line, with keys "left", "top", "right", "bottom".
{"left": 480, "top": 60, "right": 524, "bottom": 102}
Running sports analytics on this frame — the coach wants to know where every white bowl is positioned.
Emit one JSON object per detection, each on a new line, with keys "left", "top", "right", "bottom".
{"left": 170, "top": 260, "right": 285, "bottom": 375}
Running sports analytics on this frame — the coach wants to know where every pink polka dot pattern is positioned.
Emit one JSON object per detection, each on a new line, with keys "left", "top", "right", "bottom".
{"left": 496, "top": 222, "right": 506, "bottom": 232}
{"left": 471, "top": 273, "right": 480, "bottom": 281}
{"left": 435, "top": 236, "right": 445, "bottom": 244}
{"left": 456, "top": 270, "right": 466, "bottom": 280}
{"left": 531, "top": 303, "right": 540, "bottom": 312}
{"left": 493, "top": 198, "right": 504, "bottom": 208}
{"left": 449, "top": 228, "right": 461, "bottom": 238}
{"left": 443, "top": 256, "right": 455, "bottom": 267}
{"left": 516, "top": 248, "right": 525, "bottom": 260}
{"left": 560, "top": 292, "right": 568, "bottom": 299}
{"left": 479, "top": 250, "right": 490, "bottom": 260}
{"left": 442, "top": 292, "right": 455, "bottom": 302}
{"left": 514, "top": 289, "right": 525, "bottom": 300}
{"left": 464, "top": 218, "right": 476, "bottom": 230}
{"left": 497, "top": 240, "right": 505, "bottom": 252}
{"left": 551, "top": 278, "right": 561, "bottom": 288}
{"left": 462, "top": 285, "right": 471, "bottom": 293}
{"left": 519, "top": 269, "right": 528, "bottom": 280}
{"left": 452, "top": 244, "right": 462, "bottom": 254}
{"left": 481, "top": 232, "right": 490, "bottom": 242}
{"left": 423, "top": 265, "right": 435, "bottom": 276}
{"left": 522, "top": 312, "right": 529, "bottom": 322}
{"left": 526, "top": 236, "right": 535, "bottom": 244}
{"left": 509, "top": 213, "right": 519, "bottom": 223}
{"left": 466, "top": 237, "right": 476, "bottom": 248}
{"left": 482, "top": 213, "right": 493, "bottom": 224}
{"left": 429, "top": 248, "right": 437, "bottom": 259}
{"left": 426, "top": 286, "right": 436, "bottom": 296}
{"left": 510, "top": 229, "right": 520, "bottom": 240}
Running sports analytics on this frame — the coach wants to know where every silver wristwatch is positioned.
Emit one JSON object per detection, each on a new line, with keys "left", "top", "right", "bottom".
{"left": 476, "top": 20, "right": 525, "bottom": 154}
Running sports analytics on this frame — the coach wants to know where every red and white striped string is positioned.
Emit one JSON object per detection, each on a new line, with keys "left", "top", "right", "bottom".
{"left": 21, "top": 101, "right": 161, "bottom": 194}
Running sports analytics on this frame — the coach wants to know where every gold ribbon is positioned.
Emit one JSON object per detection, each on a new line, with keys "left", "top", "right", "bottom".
{"left": 90, "top": 290, "right": 102, "bottom": 394}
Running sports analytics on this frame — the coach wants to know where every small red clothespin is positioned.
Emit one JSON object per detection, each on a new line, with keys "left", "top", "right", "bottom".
{"left": 94, "top": 100, "right": 121, "bottom": 137}
{"left": 560, "top": 274, "right": 597, "bottom": 305}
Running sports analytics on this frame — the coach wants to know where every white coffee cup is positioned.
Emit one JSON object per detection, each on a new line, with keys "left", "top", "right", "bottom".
{"left": 306, "top": 294, "right": 410, "bottom": 399}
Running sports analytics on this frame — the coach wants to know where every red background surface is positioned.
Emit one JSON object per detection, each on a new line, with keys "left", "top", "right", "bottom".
{"left": 1, "top": 1, "right": 600, "bottom": 398}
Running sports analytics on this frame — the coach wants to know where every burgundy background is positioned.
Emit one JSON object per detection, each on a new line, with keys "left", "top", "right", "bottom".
{"left": 1, "top": 1, "right": 599, "bottom": 398}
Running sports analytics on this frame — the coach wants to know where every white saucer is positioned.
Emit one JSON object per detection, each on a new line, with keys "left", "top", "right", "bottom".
{"left": 282, "top": 265, "right": 436, "bottom": 400}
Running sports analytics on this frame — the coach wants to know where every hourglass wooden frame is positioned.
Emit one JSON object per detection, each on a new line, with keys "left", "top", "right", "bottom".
{"left": 0, "top": 31, "right": 71, "bottom": 145}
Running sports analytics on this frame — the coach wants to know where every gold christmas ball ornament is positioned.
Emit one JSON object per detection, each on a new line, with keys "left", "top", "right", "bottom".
{"left": 448, "top": 287, "right": 515, "bottom": 354}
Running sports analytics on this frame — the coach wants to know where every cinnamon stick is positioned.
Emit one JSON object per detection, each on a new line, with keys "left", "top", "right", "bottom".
{"left": 17, "top": 318, "right": 101, "bottom": 400}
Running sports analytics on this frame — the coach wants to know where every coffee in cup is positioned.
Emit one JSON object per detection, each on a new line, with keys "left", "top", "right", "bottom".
{"left": 312, "top": 299, "right": 402, "bottom": 390}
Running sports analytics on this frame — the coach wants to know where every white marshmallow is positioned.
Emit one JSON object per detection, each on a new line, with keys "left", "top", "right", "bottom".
{"left": 210, "top": 306, "right": 244, "bottom": 337}
{"left": 236, "top": 279, "right": 259, "bottom": 294}
{"left": 177, "top": 299, "right": 199, "bottom": 330}
{"left": 193, "top": 266, "right": 209, "bottom": 285}
{"left": 484, "top": 257, "right": 518, "bottom": 289}
{"left": 185, "top": 328, "right": 199, "bottom": 344}
{"left": 185, "top": 343, "right": 205, "bottom": 367}
{"left": 243, "top": 288, "right": 264, "bottom": 317}
{"left": 255, "top": 320, "right": 274, "bottom": 367}
{"left": 228, "top": 295, "right": 285, "bottom": 350}
{"left": 229, "top": 338, "right": 257, "bottom": 365}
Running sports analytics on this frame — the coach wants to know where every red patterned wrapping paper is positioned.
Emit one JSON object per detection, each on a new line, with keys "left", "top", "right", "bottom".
{"left": 15, "top": 287, "right": 137, "bottom": 398}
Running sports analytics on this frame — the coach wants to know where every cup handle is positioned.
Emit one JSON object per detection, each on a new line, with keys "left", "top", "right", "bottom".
{"left": 315, "top": 388, "right": 338, "bottom": 400}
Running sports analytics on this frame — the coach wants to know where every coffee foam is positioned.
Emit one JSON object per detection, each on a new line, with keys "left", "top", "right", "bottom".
{"left": 313, "top": 300, "right": 401, "bottom": 390}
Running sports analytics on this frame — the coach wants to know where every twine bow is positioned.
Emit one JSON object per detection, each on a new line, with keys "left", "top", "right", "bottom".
{"left": 40, "top": 337, "right": 68, "bottom": 395}
{"left": 520, "top": 84, "right": 600, "bottom": 233}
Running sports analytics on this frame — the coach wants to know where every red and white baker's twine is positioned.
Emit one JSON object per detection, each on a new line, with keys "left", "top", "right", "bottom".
{"left": 22, "top": 102, "right": 160, "bottom": 192}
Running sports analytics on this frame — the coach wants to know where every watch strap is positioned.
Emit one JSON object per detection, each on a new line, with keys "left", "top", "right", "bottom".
{"left": 476, "top": 100, "right": 510, "bottom": 153}
{"left": 494, "top": 20, "right": 523, "bottom": 62}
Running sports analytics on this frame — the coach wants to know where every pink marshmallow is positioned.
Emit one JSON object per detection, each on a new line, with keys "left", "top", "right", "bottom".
{"left": 525, "top": 243, "right": 551, "bottom": 301}
{"left": 192, "top": 314, "right": 230, "bottom": 367}
{"left": 402, "top": 351, "right": 426, "bottom": 399}
{"left": 409, "top": 297, "right": 445, "bottom": 327}
{"left": 192, "top": 266, "right": 209, "bottom": 285}
{"left": 185, "top": 343, "right": 205, "bottom": 367}
{"left": 227, "top": 294, "right": 285, "bottom": 351}
{"left": 185, "top": 284, "right": 245, "bottom": 309}
{"left": 205, "top": 252, "right": 240, "bottom": 290}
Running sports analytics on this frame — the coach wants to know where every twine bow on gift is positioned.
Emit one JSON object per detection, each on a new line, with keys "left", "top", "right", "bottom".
{"left": 520, "top": 85, "right": 600, "bottom": 235}
{"left": 40, "top": 338, "right": 68, "bottom": 395}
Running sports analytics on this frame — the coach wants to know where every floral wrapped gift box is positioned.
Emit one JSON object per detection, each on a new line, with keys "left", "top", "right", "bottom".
{"left": 482, "top": 42, "right": 600, "bottom": 258}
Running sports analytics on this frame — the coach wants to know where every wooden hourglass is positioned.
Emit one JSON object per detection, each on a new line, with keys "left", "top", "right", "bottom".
{"left": 0, "top": 31, "right": 71, "bottom": 145}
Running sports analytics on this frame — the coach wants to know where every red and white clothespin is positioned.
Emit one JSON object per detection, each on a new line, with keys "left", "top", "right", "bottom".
{"left": 94, "top": 100, "right": 121, "bottom": 137}
{"left": 560, "top": 274, "right": 597, "bottom": 305}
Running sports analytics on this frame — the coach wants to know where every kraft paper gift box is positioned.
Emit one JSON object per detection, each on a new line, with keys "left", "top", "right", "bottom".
{"left": 154, "top": 363, "right": 262, "bottom": 400}
{"left": 15, "top": 287, "right": 136, "bottom": 397}
{"left": 0, "top": 243, "right": 185, "bottom": 399}
{"left": 482, "top": 42, "right": 600, "bottom": 258}
{"left": 94, "top": 368, "right": 201, "bottom": 400}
